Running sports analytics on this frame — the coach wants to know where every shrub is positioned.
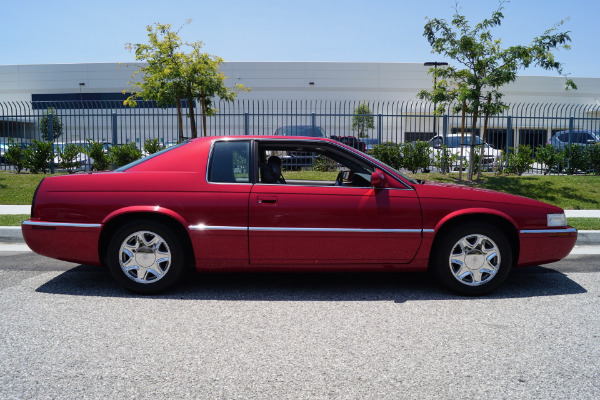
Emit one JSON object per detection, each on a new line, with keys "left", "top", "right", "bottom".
{"left": 4, "top": 139, "right": 26, "bottom": 173}
{"left": 313, "top": 155, "right": 337, "bottom": 172}
{"left": 24, "top": 140, "right": 54, "bottom": 174}
{"left": 109, "top": 143, "right": 142, "bottom": 168}
{"left": 587, "top": 144, "right": 600, "bottom": 175}
{"left": 432, "top": 145, "right": 459, "bottom": 174}
{"left": 505, "top": 145, "right": 533, "bottom": 176}
{"left": 59, "top": 143, "right": 83, "bottom": 173}
{"left": 85, "top": 140, "right": 111, "bottom": 171}
{"left": 144, "top": 139, "right": 164, "bottom": 155}
{"left": 371, "top": 142, "right": 403, "bottom": 170}
{"left": 535, "top": 145, "right": 564, "bottom": 175}
{"left": 400, "top": 141, "right": 431, "bottom": 173}
{"left": 563, "top": 144, "right": 587, "bottom": 175}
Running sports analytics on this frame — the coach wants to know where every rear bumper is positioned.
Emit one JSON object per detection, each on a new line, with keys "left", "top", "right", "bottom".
{"left": 21, "top": 220, "right": 103, "bottom": 266}
{"left": 517, "top": 227, "right": 578, "bottom": 267}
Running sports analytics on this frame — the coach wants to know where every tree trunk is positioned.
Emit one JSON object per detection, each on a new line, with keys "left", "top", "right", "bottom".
{"left": 467, "top": 111, "right": 479, "bottom": 181}
{"left": 188, "top": 98, "right": 197, "bottom": 138}
{"left": 476, "top": 94, "right": 492, "bottom": 181}
{"left": 201, "top": 90, "right": 208, "bottom": 137}
{"left": 176, "top": 98, "right": 184, "bottom": 142}
{"left": 458, "top": 100, "right": 466, "bottom": 182}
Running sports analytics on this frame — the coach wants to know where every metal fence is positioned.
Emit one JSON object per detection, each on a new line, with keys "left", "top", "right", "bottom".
{"left": 2, "top": 99, "right": 599, "bottom": 173}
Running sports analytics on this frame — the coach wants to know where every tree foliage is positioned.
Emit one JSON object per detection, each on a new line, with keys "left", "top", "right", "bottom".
{"left": 351, "top": 103, "right": 374, "bottom": 138}
{"left": 418, "top": 2, "right": 576, "bottom": 181}
{"left": 124, "top": 21, "right": 248, "bottom": 139}
{"left": 39, "top": 108, "right": 63, "bottom": 142}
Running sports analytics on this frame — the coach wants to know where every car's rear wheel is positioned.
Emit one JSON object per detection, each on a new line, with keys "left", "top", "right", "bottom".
{"left": 107, "top": 220, "right": 186, "bottom": 294}
{"left": 433, "top": 223, "right": 513, "bottom": 295}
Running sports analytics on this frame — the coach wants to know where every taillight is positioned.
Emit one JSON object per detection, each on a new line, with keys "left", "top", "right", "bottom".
{"left": 31, "top": 178, "right": 45, "bottom": 218}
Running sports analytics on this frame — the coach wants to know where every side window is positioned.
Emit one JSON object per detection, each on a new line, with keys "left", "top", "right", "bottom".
{"left": 209, "top": 141, "right": 250, "bottom": 183}
{"left": 258, "top": 145, "right": 373, "bottom": 188}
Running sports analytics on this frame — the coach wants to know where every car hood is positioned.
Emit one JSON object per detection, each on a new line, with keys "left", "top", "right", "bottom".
{"left": 414, "top": 180, "right": 564, "bottom": 213}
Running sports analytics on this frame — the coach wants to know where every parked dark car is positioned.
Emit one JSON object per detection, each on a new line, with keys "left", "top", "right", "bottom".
{"left": 274, "top": 125, "right": 326, "bottom": 138}
{"left": 274, "top": 125, "right": 326, "bottom": 168}
{"left": 331, "top": 136, "right": 366, "bottom": 152}
{"left": 549, "top": 130, "right": 600, "bottom": 148}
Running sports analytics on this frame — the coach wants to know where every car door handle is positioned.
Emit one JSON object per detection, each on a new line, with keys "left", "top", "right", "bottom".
{"left": 257, "top": 196, "right": 278, "bottom": 205}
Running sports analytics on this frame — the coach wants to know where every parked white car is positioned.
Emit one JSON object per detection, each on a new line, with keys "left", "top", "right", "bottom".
{"left": 429, "top": 134, "right": 502, "bottom": 172}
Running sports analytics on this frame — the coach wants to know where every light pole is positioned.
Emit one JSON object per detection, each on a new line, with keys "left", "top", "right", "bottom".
{"left": 424, "top": 61, "right": 448, "bottom": 137}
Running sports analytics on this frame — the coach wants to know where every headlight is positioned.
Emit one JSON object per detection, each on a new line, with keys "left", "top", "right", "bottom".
{"left": 547, "top": 213, "right": 567, "bottom": 227}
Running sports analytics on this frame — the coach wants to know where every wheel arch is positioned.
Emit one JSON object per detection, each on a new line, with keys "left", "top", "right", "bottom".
{"left": 428, "top": 211, "right": 520, "bottom": 270}
{"left": 98, "top": 208, "right": 195, "bottom": 269}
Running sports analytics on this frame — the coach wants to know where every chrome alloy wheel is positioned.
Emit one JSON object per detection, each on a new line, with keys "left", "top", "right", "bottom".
{"left": 118, "top": 230, "right": 172, "bottom": 284}
{"left": 448, "top": 233, "right": 500, "bottom": 286}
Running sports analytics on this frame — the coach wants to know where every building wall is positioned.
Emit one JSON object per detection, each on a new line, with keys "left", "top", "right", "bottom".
{"left": 1, "top": 62, "right": 599, "bottom": 104}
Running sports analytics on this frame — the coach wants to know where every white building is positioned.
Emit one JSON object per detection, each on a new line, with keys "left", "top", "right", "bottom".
{"left": 1, "top": 62, "right": 599, "bottom": 104}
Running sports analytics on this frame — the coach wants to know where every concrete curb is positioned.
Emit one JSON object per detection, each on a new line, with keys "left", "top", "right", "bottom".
{"left": 1, "top": 226, "right": 598, "bottom": 246}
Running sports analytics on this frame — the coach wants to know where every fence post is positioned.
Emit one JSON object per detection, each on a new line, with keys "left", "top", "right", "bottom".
{"left": 48, "top": 114, "right": 54, "bottom": 173}
{"left": 311, "top": 113, "right": 316, "bottom": 136}
{"left": 442, "top": 115, "right": 448, "bottom": 141}
{"left": 377, "top": 114, "right": 382, "bottom": 143}
{"left": 112, "top": 113, "right": 118, "bottom": 145}
{"left": 568, "top": 117, "right": 573, "bottom": 145}
{"left": 244, "top": 113, "right": 249, "bottom": 135}
{"left": 506, "top": 116, "right": 513, "bottom": 156}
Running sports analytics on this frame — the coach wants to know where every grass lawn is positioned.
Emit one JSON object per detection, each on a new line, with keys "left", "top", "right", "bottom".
{"left": 411, "top": 173, "right": 600, "bottom": 211}
{"left": 0, "top": 172, "right": 65, "bottom": 205}
{"left": 2, "top": 170, "right": 599, "bottom": 213}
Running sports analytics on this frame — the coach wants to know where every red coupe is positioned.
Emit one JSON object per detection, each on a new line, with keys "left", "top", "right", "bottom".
{"left": 22, "top": 136, "right": 577, "bottom": 295}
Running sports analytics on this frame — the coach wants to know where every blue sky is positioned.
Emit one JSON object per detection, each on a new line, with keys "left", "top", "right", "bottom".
{"left": 3, "top": 0, "right": 599, "bottom": 78}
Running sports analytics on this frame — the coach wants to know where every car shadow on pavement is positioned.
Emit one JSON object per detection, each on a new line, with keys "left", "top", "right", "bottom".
{"left": 35, "top": 264, "right": 587, "bottom": 302}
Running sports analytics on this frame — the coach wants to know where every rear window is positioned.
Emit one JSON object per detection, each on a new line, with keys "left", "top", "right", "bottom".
{"left": 208, "top": 141, "right": 250, "bottom": 183}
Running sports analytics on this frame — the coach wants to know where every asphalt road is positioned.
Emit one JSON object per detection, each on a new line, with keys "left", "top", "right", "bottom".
{"left": 1, "top": 252, "right": 599, "bottom": 400}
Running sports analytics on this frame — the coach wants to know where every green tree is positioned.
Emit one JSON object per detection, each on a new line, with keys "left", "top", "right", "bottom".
{"left": 419, "top": 2, "right": 575, "bottom": 181}
{"left": 125, "top": 21, "right": 248, "bottom": 139}
{"left": 351, "top": 103, "right": 374, "bottom": 138}
{"left": 39, "top": 108, "right": 63, "bottom": 141}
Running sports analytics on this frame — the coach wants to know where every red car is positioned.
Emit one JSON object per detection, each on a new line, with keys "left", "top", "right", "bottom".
{"left": 22, "top": 136, "right": 577, "bottom": 295}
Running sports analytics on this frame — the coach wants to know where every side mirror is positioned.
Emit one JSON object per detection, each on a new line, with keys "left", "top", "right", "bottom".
{"left": 371, "top": 170, "right": 387, "bottom": 188}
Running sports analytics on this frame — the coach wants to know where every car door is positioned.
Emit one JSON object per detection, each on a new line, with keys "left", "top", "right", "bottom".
{"left": 248, "top": 163, "right": 422, "bottom": 265}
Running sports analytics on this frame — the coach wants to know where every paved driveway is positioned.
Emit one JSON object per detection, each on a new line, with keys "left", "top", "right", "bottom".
{"left": 1, "top": 252, "right": 599, "bottom": 399}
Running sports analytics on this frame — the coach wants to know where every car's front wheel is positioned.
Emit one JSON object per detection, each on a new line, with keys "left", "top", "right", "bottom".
{"left": 106, "top": 220, "right": 186, "bottom": 294}
{"left": 433, "top": 223, "right": 513, "bottom": 295}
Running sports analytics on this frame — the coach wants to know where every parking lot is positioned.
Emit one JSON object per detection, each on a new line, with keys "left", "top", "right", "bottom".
{"left": 1, "top": 251, "right": 599, "bottom": 400}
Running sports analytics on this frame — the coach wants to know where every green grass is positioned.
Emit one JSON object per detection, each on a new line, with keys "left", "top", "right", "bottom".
{"left": 411, "top": 173, "right": 600, "bottom": 210}
{"left": 0, "top": 172, "right": 66, "bottom": 205}
{"left": 0, "top": 214, "right": 29, "bottom": 226}
{"left": 567, "top": 218, "right": 600, "bottom": 231}
{"left": 2, "top": 170, "right": 600, "bottom": 214}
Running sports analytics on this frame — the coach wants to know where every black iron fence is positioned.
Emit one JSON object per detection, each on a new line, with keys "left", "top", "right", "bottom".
{"left": 1, "top": 99, "right": 599, "bottom": 173}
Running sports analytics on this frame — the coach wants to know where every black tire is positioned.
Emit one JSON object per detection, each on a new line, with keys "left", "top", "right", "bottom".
{"left": 433, "top": 222, "right": 513, "bottom": 296}
{"left": 106, "top": 220, "right": 186, "bottom": 294}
